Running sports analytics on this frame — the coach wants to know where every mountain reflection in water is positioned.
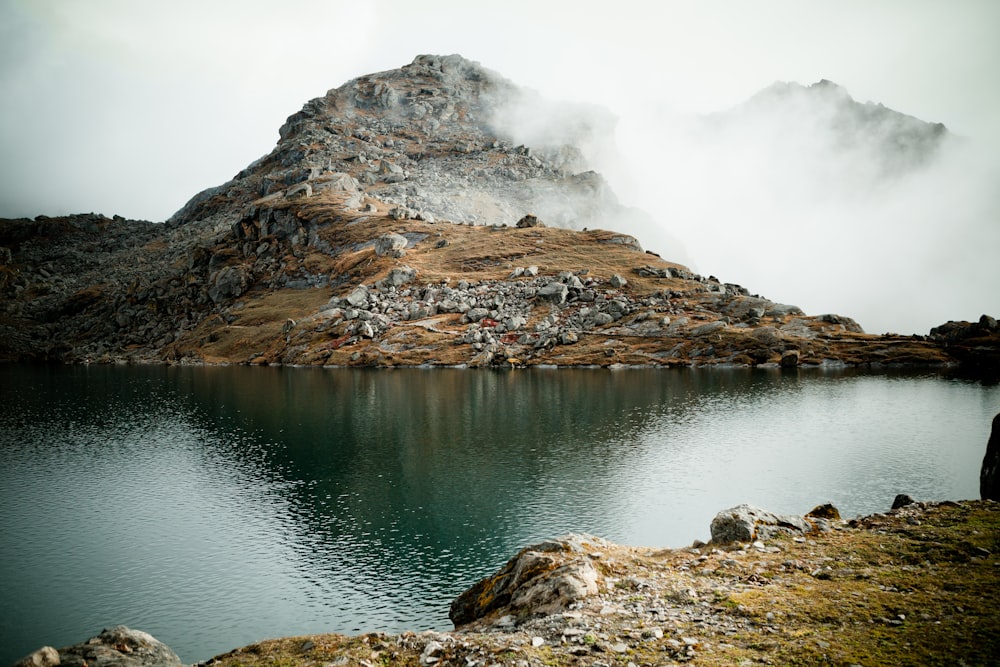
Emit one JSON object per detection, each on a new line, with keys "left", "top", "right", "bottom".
{"left": 1, "top": 365, "right": 996, "bottom": 664}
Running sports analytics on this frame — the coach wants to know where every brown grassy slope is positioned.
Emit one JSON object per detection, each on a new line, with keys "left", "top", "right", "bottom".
{"left": 168, "top": 194, "right": 952, "bottom": 369}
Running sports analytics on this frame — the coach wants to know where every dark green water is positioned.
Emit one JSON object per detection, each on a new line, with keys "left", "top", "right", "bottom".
{"left": 1, "top": 365, "right": 997, "bottom": 663}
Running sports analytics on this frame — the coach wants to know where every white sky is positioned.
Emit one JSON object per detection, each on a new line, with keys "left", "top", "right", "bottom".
{"left": 1, "top": 0, "right": 998, "bottom": 333}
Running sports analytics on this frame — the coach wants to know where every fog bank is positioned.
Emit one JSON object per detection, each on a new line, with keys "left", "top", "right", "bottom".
{"left": 604, "top": 93, "right": 1000, "bottom": 335}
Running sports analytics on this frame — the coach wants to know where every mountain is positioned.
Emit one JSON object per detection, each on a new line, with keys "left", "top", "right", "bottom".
{"left": 724, "top": 78, "right": 949, "bottom": 175}
{"left": 0, "top": 55, "right": 995, "bottom": 371}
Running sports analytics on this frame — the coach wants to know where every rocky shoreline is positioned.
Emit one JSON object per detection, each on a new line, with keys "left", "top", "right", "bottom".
{"left": 15, "top": 498, "right": 1000, "bottom": 667}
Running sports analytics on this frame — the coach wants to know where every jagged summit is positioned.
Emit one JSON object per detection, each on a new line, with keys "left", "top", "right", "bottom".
{"left": 724, "top": 78, "right": 949, "bottom": 174}
{"left": 169, "top": 54, "right": 628, "bottom": 238}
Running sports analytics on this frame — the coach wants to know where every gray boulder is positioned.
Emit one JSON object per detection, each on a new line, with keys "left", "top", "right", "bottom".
{"left": 13, "top": 646, "right": 59, "bottom": 667}
{"left": 765, "top": 303, "right": 805, "bottom": 318}
{"left": 379, "top": 265, "right": 417, "bottom": 288}
{"left": 710, "top": 504, "right": 812, "bottom": 544}
{"left": 780, "top": 350, "right": 800, "bottom": 368}
{"left": 24, "top": 626, "right": 182, "bottom": 667}
{"left": 691, "top": 320, "right": 725, "bottom": 336}
{"left": 465, "top": 307, "right": 489, "bottom": 323}
{"left": 536, "top": 282, "right": 568, "bottom": 305}
{"left": 345, "top": 285, "right": 370, "bottom": 307}
{"left": 449, "top": 534, "right": 604, "bottom": 627}
{"left": 374, "top": 233, "right": 408, "bottom": 258}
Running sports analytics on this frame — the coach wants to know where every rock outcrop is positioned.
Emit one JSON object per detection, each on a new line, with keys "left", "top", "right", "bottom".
{"left": 982, "top": 413, "right": 1000, "bottom": 501}
{"left": 449, "top": 534, "right": 605, "bottom": 627}
{"left": 14, "top": 626, "right": 181, "bottom": 667}
{"left": 710, "top": 504, "right": 814, "bottom": 544}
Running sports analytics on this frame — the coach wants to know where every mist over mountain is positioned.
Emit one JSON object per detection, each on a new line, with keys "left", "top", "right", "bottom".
{"left": 605, "top": 78, "right": 999, "bottom": 335}
{"left": 1, "top": 54, "right": 996, "bottom": 371}
{"left": 166, "top": 63, "right": 997, "bottom": 338}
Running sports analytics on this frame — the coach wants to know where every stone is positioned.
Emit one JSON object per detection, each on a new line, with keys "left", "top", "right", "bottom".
{"left": 891, "top": 493, "right": 916, "bottom": 510}
{"left": 609, "top": 274, "right": 628, "bottom": 288}
{"left": 516, "top": 214, "right": 543, "bottom": 228}
{"left": 592, "top": 312, "right": 614, "bottom": 326}
{"left": 465, "top": 307, "right": 489, "bottom": 322}
{"left": 53, "top": 626, "right": 181, "bottom": 667}
{"left": 286, "top": 182, "right": 312, "bottom": 198}
{"left": 691, "top": 321, "right": 725, "bottom": 336}
{"left": 374, "top": 233, "right": 408, "bottom": 257}
{"left": 780, "top": 350, "right": 800, "bottom": 368}
{"left": 765, "top": 303, "right": 805, "bottom": 317}
{"left": 982, "top": 413, "right": 1000, "bottom": 500}
{"left": 346, "top": 286, "right": 370, "bottom": 307}
{"left": 13, "top": 647, "right": 60, "bottom": 667}
{"left": 381, "top": 266, "right": 417, "bottom": 288}
{"left": 710, "top": 504, "right": 812, "bottom": 544}
{"left": 207, "top": 265, "right": 249, "bottom": 303}
{"left": 536, "top": 282, "right": 568, "bottom": 305}
{"left": 449, "top": 534, "right": 604, "bottom": 626}
{"left": 806, "top": 503, "right": 841, "bottom": 520}
{"left": 600, "top": 235, "right": 643, "bottom": 252}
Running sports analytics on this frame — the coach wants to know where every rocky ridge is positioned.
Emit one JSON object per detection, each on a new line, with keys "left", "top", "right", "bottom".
{"left": 0, "top": 55, "right": 997, "bottom": 372}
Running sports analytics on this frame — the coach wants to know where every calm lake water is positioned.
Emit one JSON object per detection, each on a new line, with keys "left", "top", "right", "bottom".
{"left": 1, "top": 364, "right": 997, "bottom": 663}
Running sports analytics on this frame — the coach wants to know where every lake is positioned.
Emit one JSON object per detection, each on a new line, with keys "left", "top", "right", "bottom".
{"left": 1, "top": 364, "right": 997, "bottom": 664}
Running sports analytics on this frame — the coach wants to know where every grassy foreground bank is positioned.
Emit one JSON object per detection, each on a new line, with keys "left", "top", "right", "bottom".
{"left": 201, "top": 500, "right": 998, "bottom": 667}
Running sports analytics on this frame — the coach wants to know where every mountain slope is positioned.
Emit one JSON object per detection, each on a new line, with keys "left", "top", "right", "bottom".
{"left": 0, "top": 55, "right": 995, "bottom": 371}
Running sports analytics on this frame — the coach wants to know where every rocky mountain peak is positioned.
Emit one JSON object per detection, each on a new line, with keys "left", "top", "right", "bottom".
{"left": 168, "top": 54, "right": 624, "bottom": 235}
{"left": 730, "top": 77, "right": 949, "bottom": 174}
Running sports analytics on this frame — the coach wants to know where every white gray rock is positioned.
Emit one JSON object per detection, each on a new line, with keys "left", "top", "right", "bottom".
{"left": 43, "top": 626, "right": 181, "bottom": 667}
{"left": 537, "top": 282, "right": 569, "bottom": 305}
{"left": 374, "top": 233, "right": 409, "bottom": 257}
{"left": 710, "top": 504, "right": 813, "bottom": 544}
{"left": 691, "top": 321, "right": 726, "bottom": 336}
{"left": 13, "top": 647, "right": 59, "bottom": 667}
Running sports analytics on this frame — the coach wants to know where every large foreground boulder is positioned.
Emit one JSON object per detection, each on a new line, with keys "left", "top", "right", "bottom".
{"left": 982, "top": 413, "right": 1000, "bottom": 501}
{"left": 15, "top": 626, "right": 182, "bottom": 667}
{"left": 449, "top": 534, "right": 606, "bottom": 627}
{"left": 710, "top": 504, "right": 835, "bottom": 544}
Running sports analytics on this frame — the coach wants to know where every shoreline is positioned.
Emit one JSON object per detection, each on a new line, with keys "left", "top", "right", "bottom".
{"left": 17, "top": 499, "right": 1000, "bottom": 667}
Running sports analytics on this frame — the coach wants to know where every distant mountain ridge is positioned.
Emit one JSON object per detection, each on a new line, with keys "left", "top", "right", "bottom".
{"left": 0, "top": 55, "right": 995, "bottom": 372}
{"left": 711, "top": 77, "right": 949, "bottom": 177}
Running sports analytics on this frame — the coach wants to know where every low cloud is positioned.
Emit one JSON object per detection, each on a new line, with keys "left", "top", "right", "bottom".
{"left": 497, "top": 80, "right": 999, "bottom": 335}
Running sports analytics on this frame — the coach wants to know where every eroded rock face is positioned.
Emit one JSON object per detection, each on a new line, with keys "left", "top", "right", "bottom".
{"left": 449, "top": 534, "right": 606, "bottom": 627}
{"left": 981, "top": 413, "right": 1000, "bottom": 501}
